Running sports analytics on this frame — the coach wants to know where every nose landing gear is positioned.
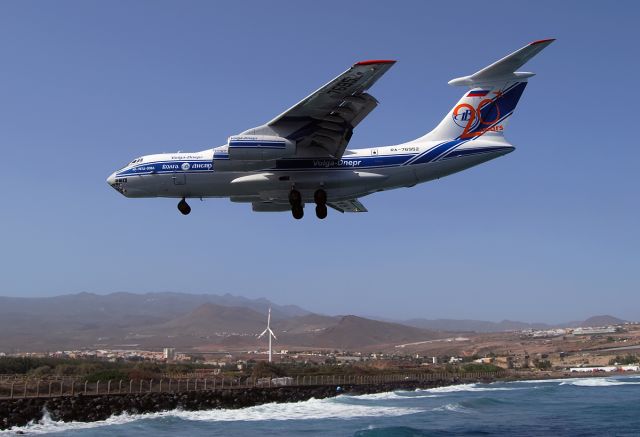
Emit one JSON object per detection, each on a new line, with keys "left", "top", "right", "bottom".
{"left": 178, "top": 198, "right": 191, "bottom": 215}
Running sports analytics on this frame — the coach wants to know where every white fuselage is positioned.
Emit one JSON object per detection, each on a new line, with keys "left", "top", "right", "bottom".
{"left": 107, "top": 137, "right": 514, "bottom": 208}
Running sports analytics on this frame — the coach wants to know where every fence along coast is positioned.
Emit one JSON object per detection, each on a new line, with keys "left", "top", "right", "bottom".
{"left": 0, "top": 371, "right": 503, "bottom": 429}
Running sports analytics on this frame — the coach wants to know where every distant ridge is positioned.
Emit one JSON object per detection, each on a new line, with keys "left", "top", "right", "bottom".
{"left": 0, "top": 292, "right": 631, "bottom": 351}
{"left": 578, "top": 315, "right": 627, "bottom": 327}
{"left": 312, "top": 315, "right": 438, "bottom": 349}
{"left": 0, "top": 291, "right": 310, "bottom": 321}
{"left": 402, "top": 315, "right": 629, "bottom": 333}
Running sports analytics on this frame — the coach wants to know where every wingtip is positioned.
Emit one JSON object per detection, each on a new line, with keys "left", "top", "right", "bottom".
{"left": 530, "top": 38, "right": 556, "bottom": 45}
{"left": 355, "top": 59, "right": 397, "bottom": 66}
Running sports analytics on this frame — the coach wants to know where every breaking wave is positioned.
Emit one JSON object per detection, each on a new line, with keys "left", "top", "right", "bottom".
{"left": 0, "top": 395, "right": 423, "bottom": 435}
{"left": 559, "top": 377, "right": 640, "bottom": 387}
{"left": 353, "top": 391, "right": 439, "bottom": 400}
{"left": 420, "top": 383, "right": 523, "bottom": 394}
{"left": 432, "top": 402, "right": 470, "bottom": 413}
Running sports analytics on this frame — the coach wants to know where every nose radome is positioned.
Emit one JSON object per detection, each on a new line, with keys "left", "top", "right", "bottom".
{"left": 107, "top": 172, "right": 116, "bottom": 185}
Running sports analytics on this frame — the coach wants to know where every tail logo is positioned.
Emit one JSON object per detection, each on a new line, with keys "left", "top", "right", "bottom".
{"left": 452, "top": 95, "right": 502, "bottom": 139}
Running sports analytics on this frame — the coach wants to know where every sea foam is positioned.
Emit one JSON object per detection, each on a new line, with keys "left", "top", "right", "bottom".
{"left": 419, "top": 383, "right": 522, "bottom": 394}
{"left": 0, "top": 395, "right": 422, "bottom": 435}
{"left": 559, "top": 377, "right": 640, "bottom": 387}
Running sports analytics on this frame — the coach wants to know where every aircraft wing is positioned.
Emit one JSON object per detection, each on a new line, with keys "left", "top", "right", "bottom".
{"left": 327, "top": 199, "right": 368, "bottom": 213}
{"left": 239, "top": 60, "right": 396, "bottom": 159}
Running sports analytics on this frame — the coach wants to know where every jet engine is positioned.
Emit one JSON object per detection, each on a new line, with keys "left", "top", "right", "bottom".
{"left": 212, "top": 135, "right": 296, "bottom": 171}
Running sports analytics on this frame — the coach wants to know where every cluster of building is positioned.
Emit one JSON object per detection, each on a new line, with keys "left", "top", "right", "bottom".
{"left": 570, "top": 365, "right": 639, "bottom": 372}
{"left": 7, "top": 348, "right": 192, "bottom": 362}
{"left": 521, "top": 325, "right": 619, "bottom": 338}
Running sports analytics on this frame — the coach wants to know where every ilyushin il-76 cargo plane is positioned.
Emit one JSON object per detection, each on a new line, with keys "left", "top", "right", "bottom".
{"left": 107, "top": 39, "right": 554, "bottom": 219}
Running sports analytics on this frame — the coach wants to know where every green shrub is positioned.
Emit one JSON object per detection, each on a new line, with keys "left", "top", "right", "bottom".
{"left": 85, "top": 370, "right": 129, "bottom": 383}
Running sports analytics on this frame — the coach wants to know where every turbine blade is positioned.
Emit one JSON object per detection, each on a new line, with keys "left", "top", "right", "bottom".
{"left": 269, "top": 329, "right": 277, "bottom": 340}
{"left": 258, "top": 328, "right": 268, "bottom": 338}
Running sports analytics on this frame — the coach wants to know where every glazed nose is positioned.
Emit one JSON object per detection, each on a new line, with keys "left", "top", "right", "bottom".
{"left": 107, "top": 172, "right": 116, "bottom": 186}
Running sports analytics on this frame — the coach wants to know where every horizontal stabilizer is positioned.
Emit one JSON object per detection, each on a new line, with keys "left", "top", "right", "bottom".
{"left": 448, "top": 39, "right": 555, "bottom": 86}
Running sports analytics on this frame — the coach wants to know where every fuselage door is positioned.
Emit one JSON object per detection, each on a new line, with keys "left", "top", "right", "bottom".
{"left": 173, "top": 173, "right": 186, "bottom": 185}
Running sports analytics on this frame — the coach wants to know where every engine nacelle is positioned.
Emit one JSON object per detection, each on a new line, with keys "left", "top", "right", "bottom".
{"left": 228, "top": 135, "right": 295, "bottom": 161}
{"left": 212, "top": 135, "right": 296, "bottom": 172}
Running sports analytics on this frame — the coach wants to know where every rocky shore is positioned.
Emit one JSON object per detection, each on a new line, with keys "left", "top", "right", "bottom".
{"left": 0, "top": 376, "right": 479, "bottom": 430}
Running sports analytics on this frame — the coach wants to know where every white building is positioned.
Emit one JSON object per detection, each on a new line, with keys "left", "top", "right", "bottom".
{"left": 163, "top": 347, "right": 176, "bottom": 361}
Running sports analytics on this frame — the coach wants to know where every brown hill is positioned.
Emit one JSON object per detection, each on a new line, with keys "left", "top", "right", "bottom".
{"left": 158, "top": 303, "right": 267, "bottom": 336}
{"left": 578, "top": 315, "right": 627, "bottom": 327}
{"left": 274, "top": 313, "right": 339, "bottom": 334}
{"left": 312, "top": 315, "right": 439, "bottom": 350}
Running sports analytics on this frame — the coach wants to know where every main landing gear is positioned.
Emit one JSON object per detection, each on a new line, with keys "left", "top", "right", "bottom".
{"left": 178, "top": 197, "right": 191, "bottom": 215}
{"left": 314, "top": 189, "right": 327, "bottom": 220}
{"left": 289, "top": 189, "right": 304, "bottom": 220}
{"left": 289, "top": 188, "right": 328, "bottom": 220}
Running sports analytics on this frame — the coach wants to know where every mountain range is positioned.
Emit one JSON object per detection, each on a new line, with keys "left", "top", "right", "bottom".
{"left": 402, "top": 315, "right": 628, "bottom": 333}
{"left": 0, "top": 292, "right": 628, "bottom": 352}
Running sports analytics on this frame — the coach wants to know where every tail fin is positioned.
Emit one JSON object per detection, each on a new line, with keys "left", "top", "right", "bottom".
{"left": 418, "top": 39, "right": 554, "bottom": 142}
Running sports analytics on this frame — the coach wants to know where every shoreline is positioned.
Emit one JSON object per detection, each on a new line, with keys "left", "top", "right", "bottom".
{"left": 1, "top": 371, "right": 637, "bottom": 431}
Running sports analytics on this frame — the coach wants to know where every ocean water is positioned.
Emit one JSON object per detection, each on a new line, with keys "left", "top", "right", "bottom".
{"left": 3, "top": 375, "right": 640, "bottom": 436}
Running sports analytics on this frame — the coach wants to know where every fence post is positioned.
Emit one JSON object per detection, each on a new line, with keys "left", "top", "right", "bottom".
{"left": 213, "top": 378, "right": 215, "bottom": 391}
{"left": 187, "top": 379, "right": 190, "bottom": 391}
{"left": 107, "top": 380, "right": 111, "bottom": 395}
{"left": 149, "top": 379, "right": 153, "bottom": 393}
{"left": 10, "top": 382, "right": 14, "bottom": 399}
{"left": 84, "top": 381, "right": 88, "bottom": 395}
{"left": 49, "top": 381, "right": 53, "bottom": 397}
{"left": 195, "top": 379, "right": 198, "bottom": 391}
{"left": 177, "top": 379, "right": 180, "bottom": 392}
{"left": 36, "top": 380, "right": 40, "bottom": 398}
{"left": 96, "top": 380, "right": 100, "bottom": 395}
{"left": 129, "top": 379, "right": 133, "bottom": 394}
{"left": 169, "top": 379, "right": 172, "bottom": 392}
{"left": 221, "top": 378, "right": 223, "bottom": 389}
{"left": 119, "top": 380, "right": 123, "bottom": 394}
{"left": 159, "top": 379, "right": 163, "bottom": 393}
{"left": 71, "top": 381, "right": 75, "bottom": 396}
{"left": 204, "top": 379, "right": 207, "bottom": 391}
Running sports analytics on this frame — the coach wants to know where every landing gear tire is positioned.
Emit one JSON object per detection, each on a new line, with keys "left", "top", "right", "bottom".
{"left": 288, "top": 189, "right": 302, "bottom": 206}
{"left": 289, "top": 188, "right": 304, "bottom": 220}
{"left": 313, "top": 188, "right": 327, "bottom": 205}
{"left": 315, "top": 204, "right": 327, "bottom": 219}
{"left": 314, "top": 188, "right": 328, "bottom": 219}
{"left": 292, "top": 205, "right": 304, "bottom": 220}
{"left": 178, "top": 198, "right": 191, "bottom": 215}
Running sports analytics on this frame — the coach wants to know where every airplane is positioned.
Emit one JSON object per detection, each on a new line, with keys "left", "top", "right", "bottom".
{"left": 107, "top": 39, "right": 554, "bottom": 219}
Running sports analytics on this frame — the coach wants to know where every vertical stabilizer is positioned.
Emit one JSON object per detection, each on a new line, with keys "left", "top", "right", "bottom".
{"left": 417, "top": 39, "right": 554, "bottom": 142}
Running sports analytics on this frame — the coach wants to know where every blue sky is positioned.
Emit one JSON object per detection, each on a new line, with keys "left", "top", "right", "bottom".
{"left": 1, "top": 1, "right": 638, "bottom": 323}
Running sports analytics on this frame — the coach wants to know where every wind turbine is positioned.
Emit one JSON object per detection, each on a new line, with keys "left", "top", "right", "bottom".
{"left": 257, "top": 307, "right": 277, "bottom": 362}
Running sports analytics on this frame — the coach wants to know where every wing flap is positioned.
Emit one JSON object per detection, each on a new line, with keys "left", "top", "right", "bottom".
{"left": 327, "top": 199, "right": 368, "bottom": 213}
